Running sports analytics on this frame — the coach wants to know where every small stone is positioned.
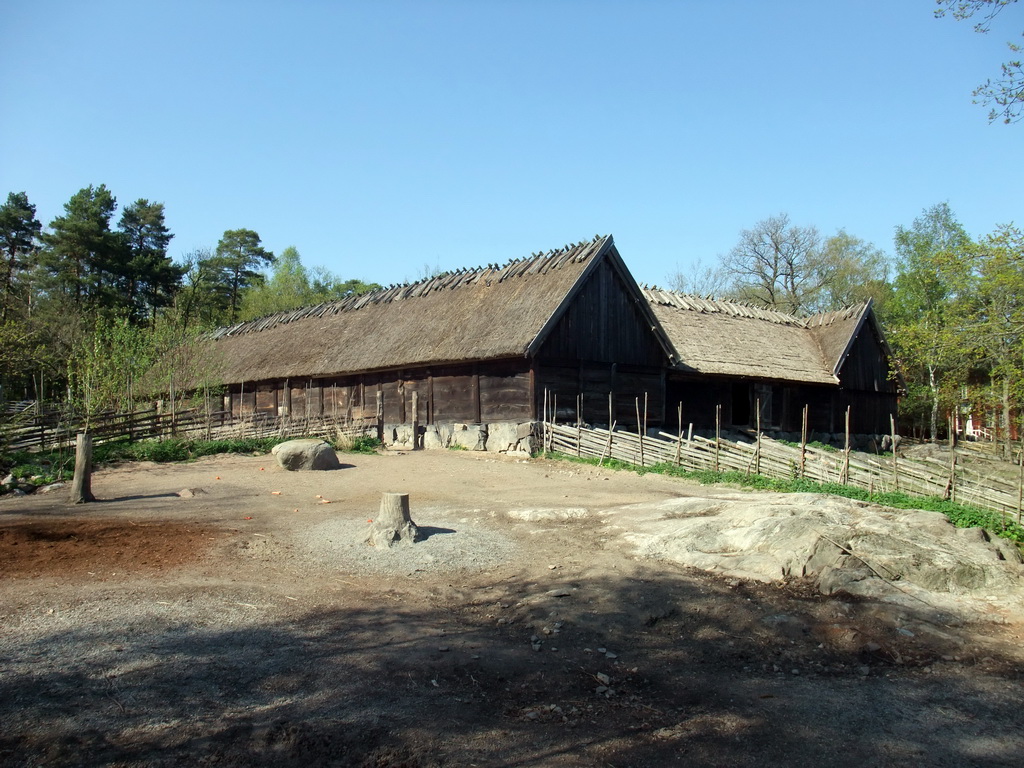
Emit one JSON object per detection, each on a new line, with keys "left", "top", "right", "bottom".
{"left": 596, "top": 673, "right": 611, "bottom": 685}
{"left": 438, "top": 646, "right": 449, "bottom": 652}
{"left": 532, "top": 643, "right": 542, "bottom": 652}
{"left": 596, "top": 686, "right": 608, "bottom": 694}
{"left": 548, "top": 589, "right": 571, "bottom": 597}
{"left": 862, "top": 642, "right": 882, "bottom": 653}
{"left": 530, "top": 635, "right": 540, "bottom": 643}
{"left": 36, "top": 482, "right": 67, "bottom": 494}
{"left": 605, "top": 652, "right": 618, "bottom": 660}
{"left": 791, "top": 669, "right": 800, "bottom": 675}
{"left": 897, "top": 628, "right": 915, "bottom": 637}
{"left": 858, "top": 666, "right": 870, "bottom": 676}
{"left": 597, "top": 647, "right": 607, "bottom": 654}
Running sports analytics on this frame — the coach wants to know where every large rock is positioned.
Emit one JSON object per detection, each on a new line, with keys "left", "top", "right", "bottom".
{"left": 618, "top": 493, "right": 1024, "bottom": 608}
{"left": 271, "top": 439, "right": 341, "bottom": 471}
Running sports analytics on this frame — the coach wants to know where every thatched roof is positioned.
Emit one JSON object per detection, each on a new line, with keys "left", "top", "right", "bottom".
{"left": 642, "top": 289, "right": 877, "bottom": 386}
{"left": 207, "top": 235, "right": 634, "bottom": 383}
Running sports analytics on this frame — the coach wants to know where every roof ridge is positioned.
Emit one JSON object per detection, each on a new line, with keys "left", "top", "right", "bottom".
{"left": 640, "top": 287, "right": 808, "bottom": 328}
{"left": 209, "top": 235, "right": 612, "bottom": 340}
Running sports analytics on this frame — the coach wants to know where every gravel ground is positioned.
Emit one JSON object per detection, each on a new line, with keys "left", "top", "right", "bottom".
{"left": 1, "top": 449, "right": 1023, "bottom": 767}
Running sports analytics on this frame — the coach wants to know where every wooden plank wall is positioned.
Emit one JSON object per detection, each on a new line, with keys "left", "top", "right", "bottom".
{"left": 225, "top": 360, "right": 533, "bottom": 426}
{"left": 536, "top": 362, "right": 664, "bottom": 426}
{"left": 839, "top": 323, "right": 899, "bottom": 394}
{"left": 539, "top": 259, "right": 664, "bottom": 367}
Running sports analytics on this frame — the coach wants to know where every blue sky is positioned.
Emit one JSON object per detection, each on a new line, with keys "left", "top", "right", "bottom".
{"left": 2, "top": 0, "right": 1020, "bottom": 288}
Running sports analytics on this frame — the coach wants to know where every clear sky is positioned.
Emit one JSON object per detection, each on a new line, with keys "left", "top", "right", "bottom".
{"left": 2, "top": 0, "right": 1020, "bottom": 289}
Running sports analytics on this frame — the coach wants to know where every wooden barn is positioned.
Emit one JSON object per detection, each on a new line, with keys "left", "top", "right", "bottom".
{"left": 204, "top": 235, "right": 676, "bottom": 448}
{"left": 642, "top": 290, "right": 900, "bottom": 437}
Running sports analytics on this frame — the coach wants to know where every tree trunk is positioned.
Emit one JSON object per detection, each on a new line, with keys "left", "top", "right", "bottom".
{"left": 1002, "top": 377, "right": 1012, "bottom": 460}
{"left": 366, "top": 492, "right": 419, "bottom": 547}
{"left": 928, "top": 364, "right": 939, "bottom": 443}
{"left": 69, "top": 432, "right": 95, "bottom": 504}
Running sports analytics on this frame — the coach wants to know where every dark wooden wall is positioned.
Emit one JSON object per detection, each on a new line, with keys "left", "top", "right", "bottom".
{"left": 539, "top": 259, "right": 665, "bottom": 367}
{"left": 225, "top": 359, "right": 534, "bottom": 425}
{"left": 666, "top": 374, "right": 897, "bottom": 435}
{"left": 837, "top": 321, "right": 899, "bottom": 394}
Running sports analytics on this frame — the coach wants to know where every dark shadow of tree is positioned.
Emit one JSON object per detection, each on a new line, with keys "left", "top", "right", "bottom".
{"left": 0, "top": 565, "right": 1021, "bottom": 767}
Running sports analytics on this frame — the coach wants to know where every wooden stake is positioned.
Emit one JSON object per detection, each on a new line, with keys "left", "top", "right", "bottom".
{"left": 715, "top": 403, "right": 721, "bottom": 473}
{"left": 69, "top": 432, "right": 95, "bottom": 504}
{"left": 890, "top": 414, "right": 899, "bottom": 491}
{"left": 675, "top": 402, "right": 683, "bottom": 466}
{"left": 842, "top": 405, "right": 851, "bottom": 485}
{"left": 635, "top": 397, "right": 644, "bottom": 467}
{"left": 754, "top": 397, "right": 761, "bottom": 476}
{"left": 412, "top": 390, "right": 420, "bottom": 450}
{"left": 576, "top": 393, "right": 582, "bottom": 457}
{"left": 800, "top": 404, "right": 808, "bottom": 478}
{"left": 600, "top": 420, "right": 616, "bottom": 466}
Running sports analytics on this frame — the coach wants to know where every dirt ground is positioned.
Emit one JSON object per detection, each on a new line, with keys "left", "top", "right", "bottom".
{"left": 1, "top": 449, "right": 1022, "bottom": 767}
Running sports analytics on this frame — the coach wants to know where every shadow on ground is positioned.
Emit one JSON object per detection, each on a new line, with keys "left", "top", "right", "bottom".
{"left": 1, "top": 566, "right": 1022, "bottom": 767}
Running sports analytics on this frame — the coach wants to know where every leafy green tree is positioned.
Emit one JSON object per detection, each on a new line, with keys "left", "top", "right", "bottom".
{"left": 966, "top": 224, "right": 1024, "bottom": 450}
{"left": 116, "top": 199, "right": 182, "bottom": 323}
{"left": 887, "top": 203, "right": 975, "bottom": 441}
{"left": 38, "top": 184, "right": 120, "bottom": 308}
{"left": 813, "top": 231, "right": 893, "bottom": 313}
{"left": 211, "top": 229, "right": 274, "bottom": 323}
{"left": 936, "top": 0, "right": 1023, "bottom": 123}
{"left": 0, "top": 192, "right": 42, "bottom": 321}
{"left": 238, "top": 246, "right": 380, "bottom": 321}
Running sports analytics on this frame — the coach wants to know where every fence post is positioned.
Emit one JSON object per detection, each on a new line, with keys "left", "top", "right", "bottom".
{"left": 675, "top": 402, "right": 683, "bottom": 466}
{"left": 715, "top": 404, "right": 721, "bottom": 473}
{"left": 800, "top": 404, "right": 808, "bottom": 478}
{"left": 842, "top": 406, "right": 851, "bottom": 485}
{"left": 754, "top": 397, "right": 761, "bottom": 476}
{"left": 890, "top": 414, "right": 899, "bottom": 491}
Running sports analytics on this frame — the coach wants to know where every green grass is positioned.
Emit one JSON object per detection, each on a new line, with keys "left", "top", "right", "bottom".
{"left": 342, "top": 435, "right": 382, "bottom": 454}
{"left": 539, "top": 451, "right": 1024, "bottom": 544}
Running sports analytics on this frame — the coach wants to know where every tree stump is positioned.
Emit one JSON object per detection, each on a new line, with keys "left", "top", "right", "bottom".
{"left": 366, "top": 492, "right": 420, "bottom": 547}
{"left": 69, "top": 432, "right": 95, "bottom": 504}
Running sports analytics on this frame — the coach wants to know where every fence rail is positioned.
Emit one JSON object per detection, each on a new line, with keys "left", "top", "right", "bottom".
{"left": 1, "top": 407, "right": 378, "bottom": 452}
{"left": 542, "top": 420, "right": 1024, "bottom": 525}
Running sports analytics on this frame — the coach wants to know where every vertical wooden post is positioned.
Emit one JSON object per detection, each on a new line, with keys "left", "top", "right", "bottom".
{"left": 608, "top": 390, "right": 613, "bottom": 429}
{"left": 800, "top": 404, "right": 808, "bottom": 478}
{"left": 842, "top": 405, "right": 851, "bottom": 485}
{"left": 69, "top": 432, "right": 95, "bottom": 504}
{"left": 412, "top": 390, "right": 420, "bottom": 450}
{"left": 890, "top": 414, "right": 899, "bottom": 491}
{"left": 715, "top": 404, "right": 721, "bottom": 473}
{"left": 675, "top": 402, "right": 683, "bottom": 466}
{"left": 635, "top": 397, "right": 644, "bottom": 467}
{"left": 754, "top": 397, "right": 761, "bottom": 476}
{"left": 542, "top": 388, "right": 548, "bottom": 453}
{"left": 576, "top": 393, "right": 582, "bottom": 457}
{"left": 376, "top": 389, "right": 384, "bottom": 443}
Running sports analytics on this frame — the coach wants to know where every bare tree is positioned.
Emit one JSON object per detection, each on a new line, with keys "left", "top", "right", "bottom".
{"left": 721, "top": 214, "right": 823, "bottom": 314}
{"left": 666, "top": 257, "right": 728, "bottom": 297}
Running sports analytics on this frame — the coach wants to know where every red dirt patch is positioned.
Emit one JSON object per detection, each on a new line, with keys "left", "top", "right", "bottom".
{"left": 0, "top": 519, "right": 218, "bottom": 578}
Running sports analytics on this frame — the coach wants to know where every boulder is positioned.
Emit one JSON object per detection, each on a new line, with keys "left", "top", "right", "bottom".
{"left": 271, "top": 439, "right": 341, "bottom": 471}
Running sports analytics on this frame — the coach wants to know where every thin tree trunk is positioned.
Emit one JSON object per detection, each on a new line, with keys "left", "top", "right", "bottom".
{"left": 928, "top": 364, "right": 939, "bottom": 444}
{"left": 69, "top": 432, "right": 95, "bottom": 504}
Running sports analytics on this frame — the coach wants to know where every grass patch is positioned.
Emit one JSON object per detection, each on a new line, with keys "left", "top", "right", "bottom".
{"left": 540, "top": 451, "right": 1024, "bottom": 544}
{"left": 340, "top": 435, "right": 382, "bottom": 454}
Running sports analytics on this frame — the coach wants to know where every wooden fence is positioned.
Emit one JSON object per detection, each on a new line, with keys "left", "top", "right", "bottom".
{"left": 1, "top": 407, "right": 377, "bottom": 452}
{"left": 541, "top": 420, "right": 1024, "bottom": 526}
